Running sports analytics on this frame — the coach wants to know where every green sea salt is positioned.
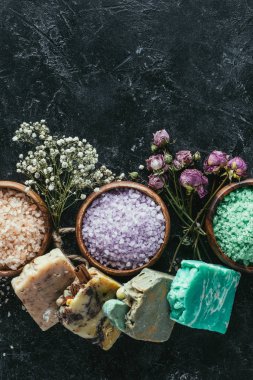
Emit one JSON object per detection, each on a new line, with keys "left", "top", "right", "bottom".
{"left": 213, "top": 187, "right": 253, "bottom": 265}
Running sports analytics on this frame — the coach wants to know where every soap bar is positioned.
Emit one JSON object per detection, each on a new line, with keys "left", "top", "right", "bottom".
{"left": 103, "top": 299, "right": 129, "bottom": 331}
{"left": 104, "top": 268, "right": 174, "bottom": 342}
{"left": 57, "top": 267, "right": 121, "bottom": 350}
{"left": 167, "top": 260, "right": 241, "bottom": 334}
{"left": 11, "top": 249, "right": 76, "bottom": 331}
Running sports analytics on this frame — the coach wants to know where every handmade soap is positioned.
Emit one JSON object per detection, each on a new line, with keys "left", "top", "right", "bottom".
{"left": 57, "top": 267, "right": 121, "bottom": 350}
{"left": 167, "top": 260, "right": 241, "bottom": 334}
{"left": 102, "top": 299, "right": 129, "bottom": 331}
{"left": 213, "top": 187, "right": 253, "bottom": 265}
{"left": 103, "top": 268, "right": 175, "bottom": 342}
{"left": 11, "top": 249, "right": 76, "bottom": 331}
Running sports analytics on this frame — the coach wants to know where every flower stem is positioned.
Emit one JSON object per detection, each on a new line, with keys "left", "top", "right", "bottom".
{"left": 164, "top": 185, "right": 206, "bottom": 234}
{"left": 168, "top": 175, "right": 228, "bottom": 272}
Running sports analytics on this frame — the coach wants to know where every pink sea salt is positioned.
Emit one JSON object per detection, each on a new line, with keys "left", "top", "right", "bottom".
{"left": 0, "top": 189, "right": 46, "bottom": 270}
{"left": 82, "top": 188, "right": 166, "bottom": 270}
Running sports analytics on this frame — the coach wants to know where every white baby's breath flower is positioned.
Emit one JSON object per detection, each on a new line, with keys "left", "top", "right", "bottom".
{"left": 13, "top": 120, "right": 118, "bottom": 229}
{"left": 94, "top": 187, "right": 100, "bottom": 192}
{"left": 139, "top": 165, "right": 144, "bottom": 170}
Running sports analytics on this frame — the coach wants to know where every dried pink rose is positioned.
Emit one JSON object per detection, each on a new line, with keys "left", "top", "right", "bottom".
{"left": 146, "top": 154, "right": 165, "bottom": 171}
{"left": 204, "top": 151, "right": 229, "bottom": 174}
{"left": 180, "top": 169, "right": 208, "bottom": 198}
{"left": 227, "top": 157, "right": 247, "bottom": 179}
{"left": 173, "top": 150, "right": 193, "bottom": 170}
{"left": 153, "top": 129, "right": 170, "bottom": 147}
{"left": 148, "top": 174, "right": 165, "bottom": 190}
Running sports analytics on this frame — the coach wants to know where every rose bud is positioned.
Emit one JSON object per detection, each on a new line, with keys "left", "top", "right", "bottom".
{"left": 146, "top": 154, "right": 165, "bottom": 171}
{"left": 153, "top": 129, "right": 170, "bottom": 147}
{"left": 227, "top": 157, "right": 247, "bottom": 179}
{"left": 129, "top": 172, "right": 139, "bottom": 180}
{"left": 164, "top": 153, "right": 173, "bottom": 164}
{"left": 204, "top": 150, "right": 229, "bottom": 174}
{"left": 173, "top": 150, "right": 193, "bottom": 170}
{"left": 148, "top": 174, "right": 165, "bottom": 190}
{"left": 151, "top": 144, "right": 158, "bottom": 153}
{"left": 180, "top": 169, "right": 208, "bottom": 198}
{"left": 193, "top": 151, "right": 201, "bottom": 161}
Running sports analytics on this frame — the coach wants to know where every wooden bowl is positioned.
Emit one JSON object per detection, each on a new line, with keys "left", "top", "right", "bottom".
{"left": 76, "top": 181, "right": 171, "bottom": 277}
{"left": 0, "top": 181, "right": 52, "bottom": 277}
{"left": 205, "top": 178, "right": 253, "bottom": 273}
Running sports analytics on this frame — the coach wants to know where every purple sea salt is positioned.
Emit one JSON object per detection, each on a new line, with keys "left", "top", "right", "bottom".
{"left": 82, "top": 188, "right": 166, "bottom": 270}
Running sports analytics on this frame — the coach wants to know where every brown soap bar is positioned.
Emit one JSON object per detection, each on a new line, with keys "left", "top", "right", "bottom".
{"left": 12, "top": 249, "right": 76, "bottom": 331}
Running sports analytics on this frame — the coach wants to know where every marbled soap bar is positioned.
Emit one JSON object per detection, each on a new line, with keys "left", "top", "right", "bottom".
{"left": 57, "top": 268, "right": 121, "bottom": 350}
{"left": 167, "top": 260, "right": 241, "bottom": 334}
{"left": 103, "top": 268, "right": 175, "bottom": 342}
{"left": 11, "top": 249, "right": 76, "bottom": 331}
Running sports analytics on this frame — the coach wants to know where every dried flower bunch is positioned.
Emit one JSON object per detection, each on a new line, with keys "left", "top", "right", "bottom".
{"left": 13, "top": 121, "right": 122, "bottom": 229}
{"left": 130, "top": 129, "right": 248, "bottom": 271}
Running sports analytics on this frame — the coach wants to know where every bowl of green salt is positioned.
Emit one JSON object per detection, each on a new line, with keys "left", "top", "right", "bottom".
{"left": 206, "top": 179, "right": 253, "bottom": 273}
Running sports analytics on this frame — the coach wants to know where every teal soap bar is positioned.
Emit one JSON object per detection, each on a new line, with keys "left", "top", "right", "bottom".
{"left": 103, "top": 300, "right": 129, "bottom": 332}
{"left": 167, "top": 260, "right": 241, "bottom": 334}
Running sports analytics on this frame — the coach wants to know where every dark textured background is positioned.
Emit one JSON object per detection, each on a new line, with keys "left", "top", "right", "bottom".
{"left": 1, "top": 0, "right": 253, "bottom": 379}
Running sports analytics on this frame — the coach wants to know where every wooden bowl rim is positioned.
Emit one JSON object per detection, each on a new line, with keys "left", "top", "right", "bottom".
{"left": 205, "top": 178, "right": 253, "bottom": 273}
{"left": 76, "top": 181, "right": 171, "bottom": 277}
{"left": 0, "top": 181, "right": 52, "bottom": 277}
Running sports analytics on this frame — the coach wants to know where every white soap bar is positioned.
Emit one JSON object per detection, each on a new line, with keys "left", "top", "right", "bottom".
{"left": 12, "top": 249, "right": 76, "bottom": 331}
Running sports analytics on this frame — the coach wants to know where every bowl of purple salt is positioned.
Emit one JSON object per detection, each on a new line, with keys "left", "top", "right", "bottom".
{"left": 76, "top": 181, "right": 170, "bottom": 276}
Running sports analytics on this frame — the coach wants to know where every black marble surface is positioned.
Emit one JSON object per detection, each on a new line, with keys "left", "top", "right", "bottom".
{"left": 1, "top": 0, "right": 253, "bottom": 379}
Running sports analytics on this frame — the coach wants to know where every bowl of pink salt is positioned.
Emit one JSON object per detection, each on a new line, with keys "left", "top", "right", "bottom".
{"left": 0, "top": 181, "right": 52, "bottom": 277}
{"left": 76, "top": 181, "right": 170, "bottom": 277}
